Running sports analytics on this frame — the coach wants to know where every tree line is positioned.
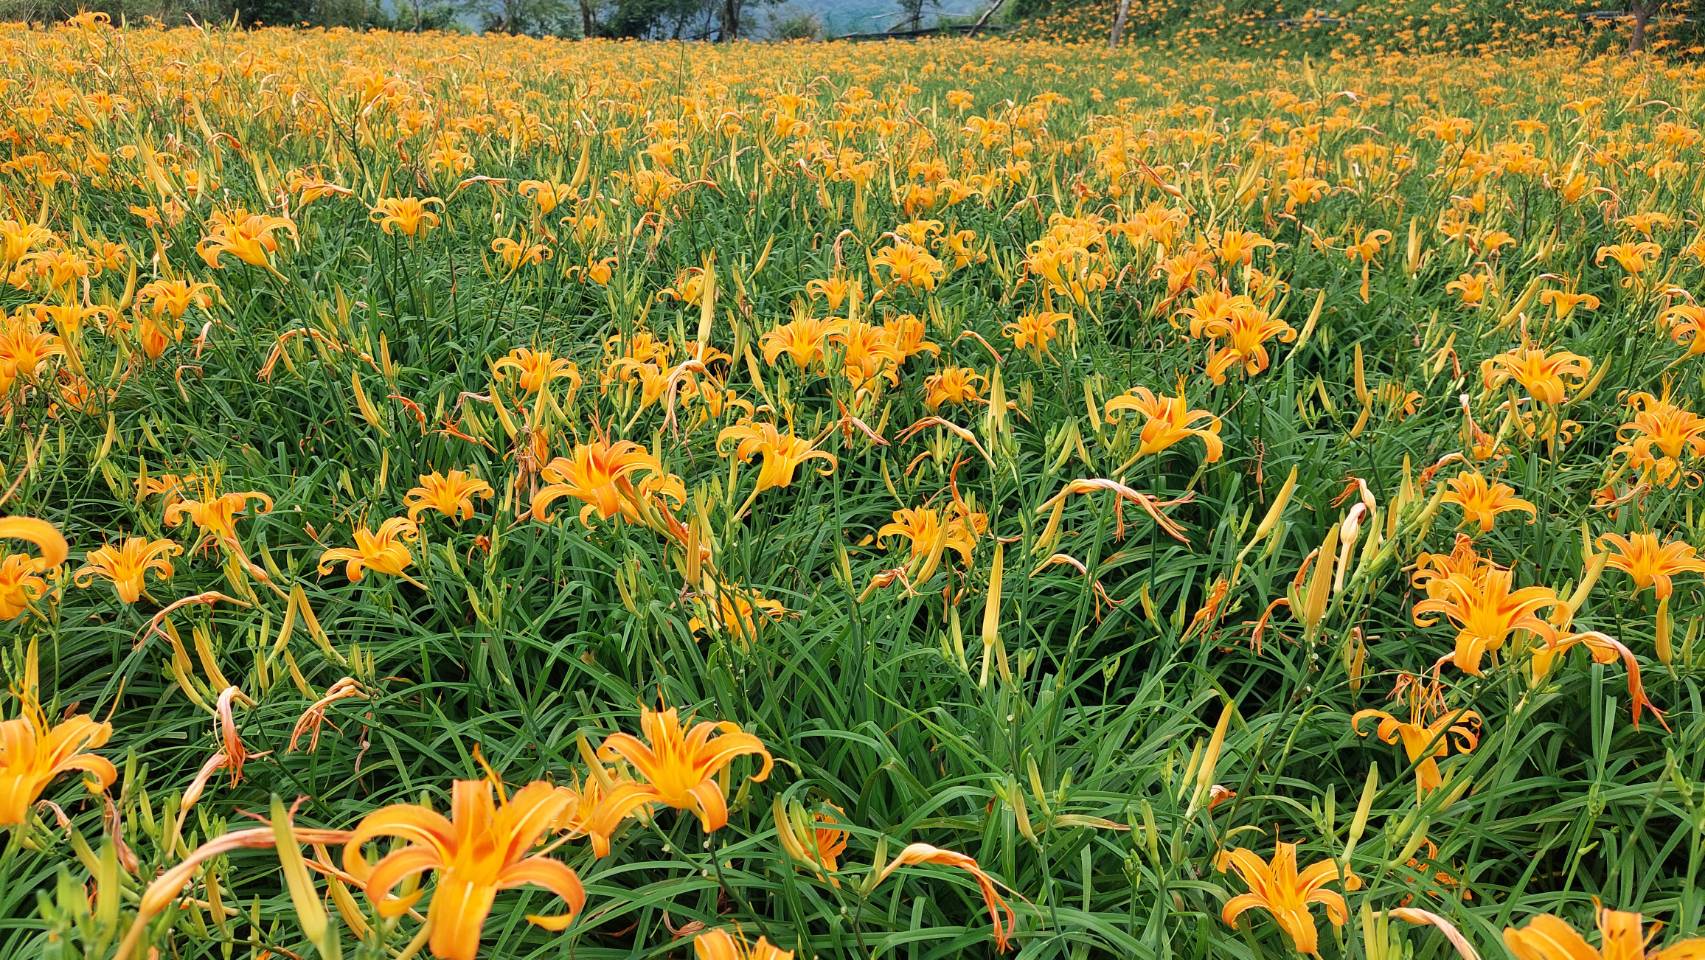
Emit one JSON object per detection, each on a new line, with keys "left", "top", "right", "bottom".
{"left": 0, "top": 0, "right": 980, "bottom": 37}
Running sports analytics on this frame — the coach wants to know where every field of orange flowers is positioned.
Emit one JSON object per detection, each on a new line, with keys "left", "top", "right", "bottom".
{"left": 3, "top": 13, "right": 1705, "bottom": 960}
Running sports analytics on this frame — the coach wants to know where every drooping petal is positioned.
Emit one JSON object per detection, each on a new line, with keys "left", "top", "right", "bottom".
{"left": 496, "top": 855, "right": 587, "bottom": 930}
{"left": 425, "top": 877, "right": 499, "bottom": 960}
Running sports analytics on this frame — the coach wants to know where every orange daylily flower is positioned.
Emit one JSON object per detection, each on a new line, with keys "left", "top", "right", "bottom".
{"left": 718, "top": 420, "right": 838, "bottom": 498}
{"left": 1105, "top": 382, "right": 1223, "bottom": 463}
{"left": 1597, "top": 530, "right": 1704, "bottom": 666}
{"left": 491, "top": 235, "right": 551, "bottom": 274}
{"left": 1481, "top": 343, "right": 1592, "bottom": 406}
{"left": 877, "top": 503, "right": 985, "bottom": 572}
{"left": 922, "top": 365, "right": 985, "bottom": 410}
{"left": 1598, "top": 532, "right": 1705, "bottom": 601}
{"left": 0, "top": 516, "right": 69, "bottom": 621}
{"left": 871, "top": 240, "right": 944, "bottom": 290}
{"left": 493, "top": 347, "right": 580, "bottom": 395}
{"left": 164, "top": 490, "right": 273, "bottom": 552}
{"left": 759, "top": 315, "right": 835, "bottom": 371}
{"left": 531, "top": 439, "right": 682, "bottom": 526}
{"left": 694, "top": 929, "right": 795, "bottom": 960}
{"left": 1538, "top": 289, "right": 1600, "bottom": 320}
{"left": 1506, "top": 905, "right": 1705, "bottom": 960}
{"left": 1, "top": 642, "right": 117, "bottom": 825}
{"left": 1439, "top": 470, "right": 1536, "bottom": 533}
{"left": 1216, "top": 841, "right": 1361, "bottom": 956}
{"left": 585, "top": 704, "right": 772, "bottom": 856}
{"left": 1594, "top": 241, "right": 1662, "bottom": 285}
{"left": 1003, "top": 308, "right": 1072, "bottom": 360}
{"left": 1661, "top": 304, "right": 1705, "bottom": 357}
{"left": 1614, "top": 390, "right": 1705, "bottom": 487}
{"left": 317, "top": 517, "right": 420, "bottom": 583}
{"left": 805, "top": 276, "right": 858, "bottom": 312}
{"left": 344, "top": 779, "right": 586, "bottom": 960}
{"left": 1190, "top": 299, "right": 1296, "bottom": 384}
{"left": 1414, "top": 566, "right": 1559, "bottom": 675}
{"left": 1352, "top": 689, "right": 1482, "bottom": 803}
{"left": 369, "top": 196, "right": 445, "bottom": 238}
{"left": 196, "top": 209, "right": 297, "bottom": 271}
{"left": 405, "top": 470, "right": 495, "bottom": 523}
{"left": 72, "top": 537, "right": 181, "bottom": 603}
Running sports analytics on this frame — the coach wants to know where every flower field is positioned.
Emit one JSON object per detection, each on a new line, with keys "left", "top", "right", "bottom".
{"left": 4, "top": 14, "right": 1705, "bottom": 960}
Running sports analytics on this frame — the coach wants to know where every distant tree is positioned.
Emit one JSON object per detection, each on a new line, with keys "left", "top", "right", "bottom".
{"left": 1628, "top": 0, "right": 1657, "bottom": 50}
{"left": 1108, "top": 0, "right": 1130, "bottom": 46}
{"left": 598, "top": 0, "right": 712, "bottom": 37}
{"left": 968, "top": 0, "right": 1007, "bottom": 35}
{"left": 716, "top": 0, "right": 781, "bottom": 39}
{"left": 1629, "top": 0, "right": 1657, "bottom": 49}
{"left": 894, "top": 0, "right": 939, "bottom": 31}
{"left": 766, "top": 9, "right": 820, "bottom": 39}
{"left": 465, "top": 0, "right": 581, "bottom": 34}
{"left": 398, "top": 0, "right": 460, "bottom": 30}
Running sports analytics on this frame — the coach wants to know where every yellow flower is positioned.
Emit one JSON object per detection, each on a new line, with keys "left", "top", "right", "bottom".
{"left": 829, "top": 319, "right": 905, "bottom": 393}
{"left": 136, "top": 278, "right": 216, "bottom": 320}
{"left": 0, "top": 313, "right": 66, "bottom": 392}
{"left": 344, "top": 779, "right": 585, "bottom": 960}
{"left": 1352, "top": 677, "right": 1481, "bottom": 802}
{"left": 586, "top": 704, "right": 772, "bottom": 856}
{"left": 1661, "top": 304, "right": 1705, "bottom": 356}
{"left": 1538, "top": 289, "right": 1600, "bottom": 320}
{"left": 518, "top": 179, "right": 574, "bottom": 215}
{"left": 164, "top": 490, "right": 273, "bottom": 552}
{"left": 1506, "top": 905, "right": 1705, "bottom": 960}
{"left": 688, "top": 584, "right": 787, "bottom": 644}
{"left": 759, "top": 315, "right": 835, "bottom": 370}
{"left": 72, "top": 537, "right": 181, "bottom": 603}
{"left": 493, "top": 346, "right": 579, "bottom": 395}
{"left": 404, "top": 470, "right": 495, "bottom": 523}
{"left": 1, "top": 641, "right": 117, "bottom": 825}
{"left": 1613, "top": 389, "right": 1705, "bottom": 487}
{"left": 1002, "top": 308, "right": 1071, "bottom": 360}
{"left": 880, "top": 313, "right": 939, "bottom": 362}
{"left": 195, "top": 209, "right": 296, "bottom": 271}
{"left": 1413, "top": 566, "right": 1559, "bottom": 675}
{"left": 1446, "top": 272, "right": 1490, "bottom": 306}
{"left": 317, "top": 517, "right": 420, "bottom": 583}
{"left": 871, "top": 240, "right": 944, "bottom": 291}
{"left": 805, "top": 275, "right": 859, "bottom": 312}
{"left": 1438, "top": 470, "right": 1536, "bottom": 533}
{"left": 369, "top": 196, "right": 444, "bottom": 238}
{"left": 0, "top": 516, "right": 68, "bottom": 621}
{"left": 1105, "top": 383, "right": 1223, "bottom": 463}
{"left": 1594, "top": 240, "right": 1662, "bottom": 284}
{"left": 1215, "top": 228, "right": 1274, "bottom": 268}
{"left": 877, "top": 504, "right": 985, "bottom": 572}
{"left": 922, "top": 365, "right": 984, "bottom": 410}
{"left": 491, "top": 234, "right": 551, "bottom": 274}
{"left": 530, "top": 439, "right": 681, "bottom": 526}
{"left": 718, "top": 419, "right": 837, "bottom": 497}
{"left": 1481, "top": 343, "right": 1592, "bottom": 406}
{"left": 1215, "top": 841, "right": 1360, "bottom": 956}
{"left": 1189, "top": 299, "right": 1295, "bottom": 384}
{"left": 694, "top": 929, "right": 794, "bottom": 960}
{"left": 1597, "top": 532, "right": 1705, "bottom": 601}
